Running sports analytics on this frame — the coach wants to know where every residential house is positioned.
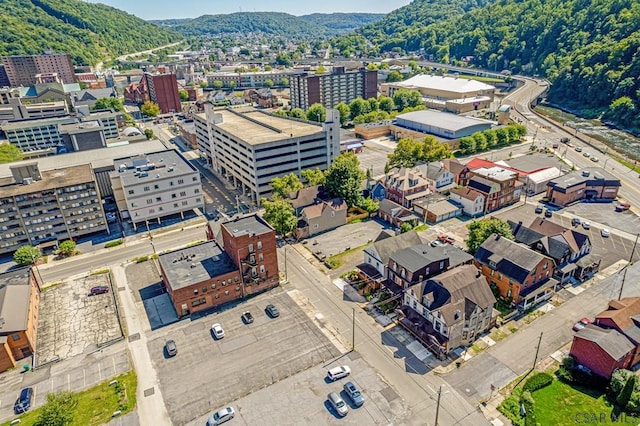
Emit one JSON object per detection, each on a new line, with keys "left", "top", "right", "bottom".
{"left": 546, "top": 168, "right": 621, "bottom": 207}
{"left": 386, "top": 244, "right": 474, "bottom": 293}
{"left": 474, "top": 234, "right": 558, "bottom": 310}
{"left": 243, "top": 88, "right": 277, "bottom": 108}
{"left": 0, "top": 267, "right": 40, "bottom": 373}
{"left": 369, "top": 181, "right": 387, "bottom": 201}
{"left": 288, "top": 185, "right": 328, "bottom": 216}
{"left": 402, "top": 264, "right": 496, "bottom": 358}
{"left": 295, "top": 198, "right": 347, "bottom": 239}
{"left": 449, "top": 187, "right": 486, "bottom": 217}
{"left": 377, "top": 198, "right": 420, "bottom": 228}
{"left": 469, "top": 167, "right": 520, "bottom": 212}
{"left": 509, "top": 218, "right": 596, "bottom": 283}
{"left": 441, "top": 158, "right": 471, "bottom": 186}
{"left": 569, "top": 297, "right": 640, "bottom": 378}
{"left": 358, "top": 231, "right": 424, "bottom": 288}
{"left": 413, "top": 198, "right": 462, "bottom": 224}
{"left": 414, "top": 162, "right": 455, "bottom": 193}
{"left": 381, "top": 167, "right": 430, "bottom": 208}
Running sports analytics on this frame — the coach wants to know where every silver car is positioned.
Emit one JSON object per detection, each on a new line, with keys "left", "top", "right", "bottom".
{"left": 207, "top": 406, "right": 235, "bottom": 425}
{"left": 327, "top": 392, "right": 348, "bottom": 417}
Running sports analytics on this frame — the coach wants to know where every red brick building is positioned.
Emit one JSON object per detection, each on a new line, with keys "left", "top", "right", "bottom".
{"left": 0, "top": 267, "right": 41, "bottom": 373}
{"left": 124, "top": 72, "right": 181, "bottom": 114}
{"left": 159, "top": 214, "right": 279, "bottom": 318}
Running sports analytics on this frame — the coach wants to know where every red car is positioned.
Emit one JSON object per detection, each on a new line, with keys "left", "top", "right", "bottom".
{"left": 572, "top": 317, "right": 592, "bottom": 331}
{"left": 437, "top": 234, "right": 456, "bottom": 244}
{"left": 90, "top": 285, "right": 109, "bottom": 295}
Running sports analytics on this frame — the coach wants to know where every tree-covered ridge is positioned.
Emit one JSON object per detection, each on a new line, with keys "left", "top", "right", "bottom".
{"left": 0, "top": 0, "right": 181, "bottom": 66}
{"left": 299, "top": 13, "right": 385, "bottom": 33}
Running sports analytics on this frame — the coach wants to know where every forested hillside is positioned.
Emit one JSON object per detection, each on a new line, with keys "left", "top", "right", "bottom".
{"left": 0, "top": 0, "right": 181, "bottom": 66}
{"left": 338, "top": 0, "right": 640, "bottom": 132}
{"left": 300, "top": 13, "right": 384, "bottom": 33}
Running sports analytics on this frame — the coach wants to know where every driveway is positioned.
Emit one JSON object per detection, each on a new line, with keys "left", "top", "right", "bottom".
{"left": 150, "top": 289, "right": 341, "bottom": 425}
{"left": 36, "top": 272, "right": 123, "bottom": 365}
{"left": 125, "top": 262, "right": 178, "bottom": 330}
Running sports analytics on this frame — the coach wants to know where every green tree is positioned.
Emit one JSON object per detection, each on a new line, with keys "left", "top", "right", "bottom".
{"left": 212, "top": 80, "right": 223, "bottom": 89}
{"left": 458, "top": 136, "right": 477, "bottom": 155}
{"left": 368, "top": 97, "right": 379, "bottom": 112}
{"left": 473, "top": 132, "right": 488, "bottom": 151}
{"left": 386, "top": 70, "right": 404, "bottom": 82}
{"left": 264, "top": 79, "right": 274, "bottom": 88}
{"left": 199, "top": 81, "right": 208, "bottom": 89}
{"left": 400, "top": 222, "right": 413, "bottom": 233}
{"left": 140, "top": 101, "right": 160, "bottom": 117}
{"left": 275, "top": 53, "right": 292, "bottom": 67}
{"left": 57, "top": 240, "right": 76, "bottom": 257}
{"left": 393, "top": 89, "right": 422, "bottom": 111}
{"left": 227, "top": 81, "right": 237, "bottom": 89}
{"left": 301, "top": 168, "right": 325, "bottom": 186}
{"left": 264, "top": 65, "right": 273, "bottom": 71}
{"left": 34, "top": 391, "right": 78, "bottom": 426}
{"left": 466, "top": 218, "right": 514, "bottom": 254}
{"left": 144, "top": 128, "right": 154, "bottom": 140}
{"left": 495, "top": 127, "right": 510, "bottom": 146}
{"left": 262, "top": 198, "right": 297, "bottom": 236}
{"left": 611, "top": 370, "right": 635, "bottom": 395}
{"left": 0, "top": 144, "right": 23, "bottom": 163}
{"left": 618, "top": 375, "right": 637, "bottom": 407}
{"left": 349, "top": 98, "right": 370, "bottom": 119}
{"left": 605, "top": 97, "right": 636, "bottom": 127}
{"left": 315, "top": 65, "right": 326, "bottom": 74}
{"left": 92, "top": 97, "right": 124, "bottom": 112}
{"left": 13, "top": 245, "right": 41, "bottom": 266}
{"left": 178, "top": 89, "right": 189, "bottom": 102}
{"left": 387, "top": 136, "right": 450, "bottom": 168}
{"left": 281, "top": 77, "right": 289, "bottom": 86}
{"left": 270, "top": 173, "right": 303, "bottom": 199}
{"left": 324, "top": 152, "right": 365, "bottom": 207}
{"left": 378, "top": 96, "right": 395, "bottom": 113}
{"left": 289, "top": 108, "right": 306, "bottom": 119}
{"left": 359, "top": 197, "right": 379, "bottom": 218}
{"left": 306, "top": 103, "right": 326, "bottom": 122}
{"left": 334, "top": 102, "right": 351, "bottom": 126}
{"left": 483, "top": 130, "right": 497, "bottom": 148}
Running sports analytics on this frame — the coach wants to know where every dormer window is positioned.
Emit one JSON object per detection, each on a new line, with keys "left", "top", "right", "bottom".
{"left": 489, "top": 260, "right": 497, "bottom": 268}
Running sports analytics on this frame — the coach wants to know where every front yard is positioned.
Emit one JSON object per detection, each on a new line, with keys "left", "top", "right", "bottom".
{"left": 533, "top": 380, "right": 615, "bottom": 425}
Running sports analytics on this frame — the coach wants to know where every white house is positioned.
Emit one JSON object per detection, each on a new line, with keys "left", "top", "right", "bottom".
{"left": 449, "top": 187, "right": 486, "bottom": 217}
{"left": 415, "top": 162, "right": 456, "bottom": 192}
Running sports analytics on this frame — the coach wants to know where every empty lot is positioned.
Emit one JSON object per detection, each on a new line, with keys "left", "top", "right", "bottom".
{"left": 149, "top": 289, "right": 341, "bottom": 425}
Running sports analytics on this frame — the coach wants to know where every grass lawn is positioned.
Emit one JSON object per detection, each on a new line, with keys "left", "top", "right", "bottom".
{"left": 533, "top": 379, "right": 614, "bottom": 425}
{"left": 2, "top": 371, "right": 137, "bottom": 426}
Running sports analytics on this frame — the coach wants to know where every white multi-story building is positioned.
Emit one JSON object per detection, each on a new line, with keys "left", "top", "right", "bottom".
{"left": 198, "top": 106, "right": 340, "bottom": 203}
{"left": 110, "top": 150, "right": 203, "bottom": 229}
{"left": 203, "top": 70, "right": 293, "bottom": 89}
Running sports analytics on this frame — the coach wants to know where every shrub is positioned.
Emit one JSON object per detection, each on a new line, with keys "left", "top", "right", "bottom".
{"left": 105, "top": 239, "right": 124, "bottom": 248}
{"left": 611, "top": 369, "right": 635, "bottom": 395}
{"left": 519, "top": 390, "right": 534, "bottom": 405}
{"left": 617, "top": 375, "right": 637, "bottom": 407}
{"left": 523, "top": 372, "right": 553, "bottom": 393}
{"left": 627, "top": 391, "right": 640, "bottom": 415}
{"left": 134, "top": 255, "right": 149, "bottom": 263}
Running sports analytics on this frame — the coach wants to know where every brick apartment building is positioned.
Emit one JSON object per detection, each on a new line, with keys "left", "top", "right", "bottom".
{"left": 124, "top": 72, "right": 181, "bottom": 114}
{"left": 2, "top": 53, "right": 77, "bottom": 87}
{"left": 468, "top": 167, "right": 520, "bottom": 212}
{"left": 159, "top": 214, "right": 279, "bottom": 317}
{"left": 0, "top": 267, "right": 41, "bottom": 373}
{"left": 290, "top": 67, "right": 377, "bottom": 110}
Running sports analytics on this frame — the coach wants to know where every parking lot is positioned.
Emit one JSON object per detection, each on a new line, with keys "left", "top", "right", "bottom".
{"left": 36, "top": 273, "right": 122, "bottom": 365}
{"left": 305, "top": 220, "right": 387, "bottom": 260}
{"left": 125, "top": 261, "right": 179, "bottom": 330}
{"left": 494, "top": 201, "right": 640, "bottom": 270}
{"left": 150, "top": 289, "right": 342, "bottom": 425}
{"left": 185, "top": 353, "right": 410, "bottom": 426}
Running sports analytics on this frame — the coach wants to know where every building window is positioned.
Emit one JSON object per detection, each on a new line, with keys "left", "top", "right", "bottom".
{"left": 144, "top": 186, "right": 150, "bottom": 192}
{"left": 194, "top": 189, "right": 200, "bottom": 194}
{"left": 224, "top": 290, "right": 229, "bottom": 295}
{"left": 211, "top": 283, "right": 216, "bottom": 289}
{"left": 192, "top": 298, "right": 206, "bottom": 307}
{"left": 180, "top": 191, "right": 186, "bottom": 197}
{"left": 215, "top": 293, "right": 220, "bottom": 299}
{"left": 235, "top": 286, "right": 241, "bottom": 291}
{"left": 202, "top": 287, "right": 207, "bottom": 292}
{"left": 128, "top": 190, "right": 134, "bottom": 195}
{"left": 259, "top": 253, "right": 263, "bottom": 261}
{"left": 193, "top": 289, "right": 198, "bottom": 294}
{"left": 12, "top": 333, "right": 20, "bottom": 341}
{"left": 174, "top": 203, "right": 179, "bottom": 208}
{"left": 249, "top": 243, "right": 254, "bottom": 253}
{"left": 146, "top": 199, "right": 153, "bottom": 204}
{"left": 234, "top": 276, "right": 239, "bottom": 282}
{"left": 260, "top": 265, "right": 265, "bottom": 273}
{"left": 172, "top": 194, "right": 177, "bottom": 198}
{"left": 178, "top": 179, "right": 184, "bottom": 184}
{"left": 154, "top": 184, "right": 159, "bottom": 189}
{"left": 193, "top": 177, "right": 198, "bottom": 182}
{"left": 227, "top": 279, "right": 232, "bottom": 285}
{"left": 156, "top": 197, "right": 162, "bottom": 202}
{"left": 257, "top": 241, "right": 262, "bottom": 250}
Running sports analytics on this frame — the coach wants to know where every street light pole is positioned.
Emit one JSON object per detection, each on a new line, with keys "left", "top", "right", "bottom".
{"left": 352, "top": 308, "right": 356, "bottom": 351}
{"left": 434, "top": 385, "right": 444, "bottom": 426}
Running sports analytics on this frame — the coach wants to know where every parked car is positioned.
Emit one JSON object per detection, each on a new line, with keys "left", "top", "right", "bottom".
{"left": 165, "top": 340, "right": 177, "bottom": 357}
{"left": 207, "top": 406, "right": 235, "bottom": 425}
{"left": 535, "top": 205, "right": 544, "bottom": 214}
{"left": 429, "top": 239, "right": 446, "bottom": 247}
{"left": 571, "top": 218, "right": 581, "bottom": 226}
{"left": 343, "top": 381, "right": 365, "bottom": 407}
{"left": 561, "top": 137, "right": 570, "bottom": 143}
{"left": 601, "top": 229, "right": 611, "bottom": 237}
{"left": 327, "top": 365, "right": 351, "bottom": 381}
{"left": 573, "top": 317, "right": 592, "bottom": 331}
{"left": 590, "top": 156, "right": 599, "bottom": 162}
{"left": 583, "top": 152, "right": 591, "bottom": 157}
{"left": 437, "top": 234, "right": 456, "bottom": 244}
{"left": 14, "top": 387, "right": 33, "bottom": 414}
{"left": 616, "top": 202, "right": 631, "bottom": 212}
{"left": 211, "top": 323, "right": 225, "bottom": 339}
{"left": 582, "top": 221, "right": 591, "bottom": 230}
{"left": 327, "top": 392, "right": 348, "bottom": 417}
{"left": 90, "top": 285, "right": 109, "bottom": 295}
{"left": 544, "top": 209, "right": 552, "bottom": 218}
{"left": 574, "top": 146, "right": 583, "bottom": 152}
{"left": 265, "top": 304, "right": 280, "bottom": 318}
{"left": 241, "top": 311, "right": 254, "bottom": 324}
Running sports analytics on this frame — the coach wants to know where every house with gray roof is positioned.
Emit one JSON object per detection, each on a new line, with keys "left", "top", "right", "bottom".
{"left": 570, "top": 325, "right": 635, "bottom": 379}
{"left": 474, "top": 233, "right": 558, "bottom": 310}
{"left": 402, "top": 264, "right": 496, "bottom": 357}
{"left": 358, "top": 231, "right": 424, "bottom": 285}
{"left": 377, "top": 198, "right": 420, "bottom": 228}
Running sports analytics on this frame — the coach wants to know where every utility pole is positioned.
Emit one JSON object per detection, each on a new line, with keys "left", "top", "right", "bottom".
{"left": 532, "top": 332, "right": 543, "bottom": 370}
{"left": 618, "top": 233, "right": 639, "bottom": 300}
{"left": 352, "top": 308, "right": 356, "bottom": 351}
{"left": 284, "top": 246, "right": 288, "bottom": 282}
{"left": 434, "top": 385, "right": 443, "bottom": 426}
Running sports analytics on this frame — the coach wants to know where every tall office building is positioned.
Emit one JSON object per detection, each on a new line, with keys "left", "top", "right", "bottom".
{"left": 1, "top": 53, "right": 77, "bottom": 87}
{"left": 290, "top": 67, "right": 378, "bottom": 110}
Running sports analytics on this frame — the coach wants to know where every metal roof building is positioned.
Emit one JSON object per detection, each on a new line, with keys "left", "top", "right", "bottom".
{"left": 395, "top": 110, "right": 493, "bottom": 139}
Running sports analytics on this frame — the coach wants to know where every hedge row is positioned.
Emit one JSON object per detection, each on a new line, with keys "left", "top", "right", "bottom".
{"left": 523, "top": 372, "right": 553, "bottom": 393}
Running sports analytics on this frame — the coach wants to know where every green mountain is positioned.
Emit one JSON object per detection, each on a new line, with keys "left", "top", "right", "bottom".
{"left": 158, "top": 12, "right": 383, "bottom": 38}
{"left": 339, "top": 0, "right": 640, "bottom": 132}
{"left": 0, "top": 0, "right": 182, "bottom": 66}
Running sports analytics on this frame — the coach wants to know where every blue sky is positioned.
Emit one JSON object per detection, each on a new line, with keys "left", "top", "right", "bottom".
{"left": 91, "top": 0, "right": 412, "bottom": 20}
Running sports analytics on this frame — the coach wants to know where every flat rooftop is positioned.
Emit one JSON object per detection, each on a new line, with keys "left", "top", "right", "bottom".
{"left": 0, "top": 267, "right": 32, "bottom": 333}
{"left": 395, "top": 74, "right": 495, "bottom": 93}
{"left": 473, "top": 167, "right": 518, "bottom": 182}
{"left": 0, "top": 163, "right": 94, "bottom": 197}
{"left": 59, "top": 120, "right": 101, "bottom": 132}
{"left": 1, "top": 115, "right": 75, "bottom": 129}
{"left": 0, "top": 140, "right": 167, "bottom": 177}
{"left": 159, "top": 241, "right": 238, "bottom": 291}
{"left": 212, "top": 107, "right": 323, "bottom": 145}
{"left": 397, "top": 110, "right": 493, "bottom": 132}
{"left": 112, "top": 149, "right": 196, "bottom": 186}
{"left": 221, "top": 214, "right": 274, "bottom": 238}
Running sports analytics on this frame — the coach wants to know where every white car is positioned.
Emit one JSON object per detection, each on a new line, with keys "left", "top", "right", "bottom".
{"left": 582, "top": 221, "right": 591, "bottom": 230}
{"left": 327, "top": 365, "right": 351, "bottom": 381}
{"left": 601, "top": 229, "right": 610, "bottom": 237}
{"left": 575, "top": 147, "right": 583, "bottom": 152}
{"left": 583, "top": 152, "right": 590, "bottom": 157}
{"left": 211, "top": 323, "right": 225, "bottom": 339}
{"left": 207, "top": 406, "right": 235, "bottom": 425}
